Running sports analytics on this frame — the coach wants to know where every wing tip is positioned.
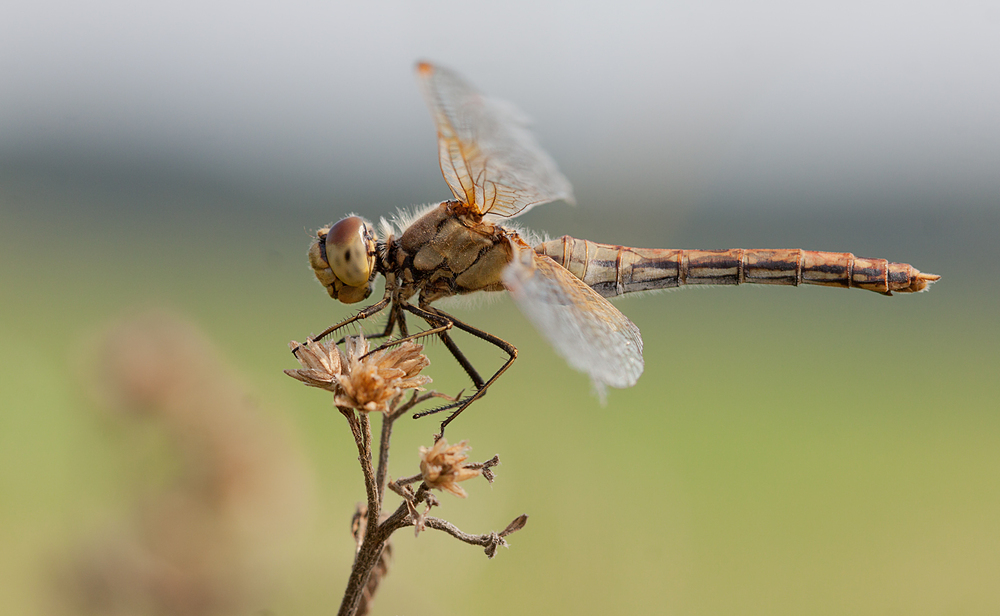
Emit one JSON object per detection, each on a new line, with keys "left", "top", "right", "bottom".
{"left": 416, "top": 60, "right": 434, "bottom": 76}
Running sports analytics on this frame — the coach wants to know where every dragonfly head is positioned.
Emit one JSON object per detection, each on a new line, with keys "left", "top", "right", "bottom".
{"left": 309, "top": 216, "right": 378, "bottom": 304}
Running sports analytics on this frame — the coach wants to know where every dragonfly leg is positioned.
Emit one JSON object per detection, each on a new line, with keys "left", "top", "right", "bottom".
{"left": 402, "top": 305, "right": 485, "bottom": 388}
{"left": 394, "top": 304, "right": 410, "bottom": 339}
{"left": 403, "top": 304, "right": 517, "bottom": 437}
{"left": 360, "top": 302, "right": 404, "bottom": 344}
{"left": 361, "top": 319, "right": 454, "bottom": 360}
{"left": 293, "top": 296, "right": 391, "bottom": 357}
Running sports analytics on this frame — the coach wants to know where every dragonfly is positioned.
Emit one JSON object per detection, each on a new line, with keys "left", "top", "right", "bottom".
{"left": 302, "top": 61, "right": 939, "bottom": 433}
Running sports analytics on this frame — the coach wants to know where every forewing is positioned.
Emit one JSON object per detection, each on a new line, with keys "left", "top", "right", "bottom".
{"left": 502, "top": 245, "right": 644, "bottom": 397}
{"left": 416, "top": 61, "right": 574, "bottom": 219}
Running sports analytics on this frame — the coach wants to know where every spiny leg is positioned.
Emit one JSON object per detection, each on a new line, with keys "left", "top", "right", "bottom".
{"left": 402, "top": 304, "right": 517, "bottom": 437}
{"left": 361, "top": 302, "right": 404, "bottom": 344}
{"left": 425, "top": 313, "right": 517, "bottom": 436}
{"left": 362, "top": 327, "right": 453, "bottom": 365}
{"left": 395, "top": 304, "right": 410, "bottom": 339}
{"left": 401, "top": 304, "right": 486, "bottom": 389}
{"left": 438, "top": 329, "right": 486, "bottom": 389}
{"left": 361, "top": 317, "right": 454, "bottom": 360}
{"left": 315, "top": 300, "right": 414, "bottom": 353}
{"left": 357, "top": 302, "right": 409, "bottom": 347}
{"left": 293, "top": 296, "right": 391, "bottom": 357}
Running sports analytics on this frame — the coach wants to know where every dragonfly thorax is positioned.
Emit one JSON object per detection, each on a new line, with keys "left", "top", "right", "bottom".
{"left": 384, "top": 201, "right": 514, "bottom": 305}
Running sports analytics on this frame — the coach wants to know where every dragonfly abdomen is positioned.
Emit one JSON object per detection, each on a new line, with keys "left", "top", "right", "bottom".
{"left": 535, "top": 237, "right": 939, "bottom": 297}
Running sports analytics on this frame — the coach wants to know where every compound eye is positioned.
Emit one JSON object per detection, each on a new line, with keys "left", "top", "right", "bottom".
{"left": 326, "top": 216, "right": 373, "bottom": 287}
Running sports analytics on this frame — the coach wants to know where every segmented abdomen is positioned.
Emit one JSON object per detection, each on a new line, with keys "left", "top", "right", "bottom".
{"left": 534, "top": 236, "right": 939, "bottom": 297}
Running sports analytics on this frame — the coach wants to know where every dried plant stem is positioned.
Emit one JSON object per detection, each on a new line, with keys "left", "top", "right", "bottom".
{"left": 339, "top": 407, "right": 381, "bottom": 616}
{"left": 339, "top": 405, "right": 418, "bottom": 616}
{"left": 339, "top": 535, "right": 389, "bottom": 616}
{"left": 376, "top": 412, "right": 393, "bottom": 500}
{"left": 375, "top": 391, "right": 436, "bottom": 501}
{"left": 339, "top": 488, "right": 417, "bottom": 615}
{"left": 358, "top": 413, "right": 379, "bottom": 536}
{"left": 290, "top": 336, "right": 525, "bottom": 616}
{"left": 337, "top": 410, "right": 524, "bottom": 616}
{"left": 341, "top": 409, "right": 379, "bottom": 534}
{"left": 340, "top": 403, "right": 404, "bottom": 615}
{"left": 422, "top": 517, "right": 491, "bottom": 545}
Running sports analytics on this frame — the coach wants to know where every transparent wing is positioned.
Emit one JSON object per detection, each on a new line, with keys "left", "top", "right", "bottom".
{"left": 502, "top": 244, "right": 644, "bottom": 397}
{"left": 416, "top": 61, "right": 574, "bottom": 220}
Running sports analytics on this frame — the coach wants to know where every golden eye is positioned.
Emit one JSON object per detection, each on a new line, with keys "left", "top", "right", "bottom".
{"left": 326, "top": 216, "right": 373, "bottom": 287}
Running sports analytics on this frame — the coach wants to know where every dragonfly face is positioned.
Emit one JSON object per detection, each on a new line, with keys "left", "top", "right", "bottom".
{"left": 309, "top": 216, "right": 378, "bottom": 304}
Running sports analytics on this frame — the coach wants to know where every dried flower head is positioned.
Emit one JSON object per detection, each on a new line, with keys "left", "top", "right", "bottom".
{"left": 286, "top": 335, "right": 432, "bottom": 413}
{"left": 337, "top": 336, "right": 432, "bottom": 413}
{"left": 284, "top": 338, "right": 345, "bottom": 393}
{"left": 419, "top": 439, "right": 481, "bottom": 498}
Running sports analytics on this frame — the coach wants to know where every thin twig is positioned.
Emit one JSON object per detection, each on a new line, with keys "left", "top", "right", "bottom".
{"left": 357, "top": 412, "right": 379, "bottom": 539}
{"left": 377, "top": 390, "right": 458, "bottom": 500}
{"left": 463, "top": 454, "right": 501, "bottom": 483}
{"left": 423, "top": 517, "right": 496, "bottom": 546}
{"left": 376, "top": 412, "right": 393, "bottom": 505}
{"left": 338, "top": 410, "right": 385, "bottom": 616}
{"left": 421, "top": 515, "right": 528, "bottom": 558}
{"left": 339, "top": 408, "right": 362, "bottom": 450}
{"left": 341, "top": 408, "right": 379, "bottom": 540}
{"left": 394, "top": 473, "right": 423, "bottom": 487}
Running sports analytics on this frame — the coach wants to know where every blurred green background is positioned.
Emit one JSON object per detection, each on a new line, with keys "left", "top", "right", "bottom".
{"left": 3, "top": 2, "right": 999, "bottom": 615}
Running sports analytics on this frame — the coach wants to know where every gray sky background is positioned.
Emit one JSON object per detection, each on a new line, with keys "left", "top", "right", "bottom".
{"left": 2, "top": 0, "right": 998, "bottom": 221}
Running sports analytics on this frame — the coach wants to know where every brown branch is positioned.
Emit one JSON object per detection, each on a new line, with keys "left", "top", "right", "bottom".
{"left": 342, "top": 408, "right": 379, "bottom": 545}
{"left": 393, "top": 473, "right": 423, "bottom": 487}
{"left": 377, "top": 391, "right": 459, "bottom": 500}
{"left": 376, "top": 412, "right": 393, "bottom": 505}
{"left": 337, "top": 411, "right": 384, "bottom": 616}
{"left": 339, "top": 452, "right": 526, "bottom": 614}
{"left": 358, "top": 413, "right": 379, "bottom": 537}
{"left": 421, "top": 515, "right": 528, "bottom": 559}
{"left": 338, "top": 538, "right": 388, "bottom": 616}
{"left": 292, "top": 336, "right": 525, "bottom": 615}
{"left": 339, "top": 407, "right": 362, "bottom": 450}
{"left": 367, "top": 499, "right": 417, "bottom": 543}
{"left": 463, "top": 454, "right": 501, "bottom": 483}
{"left": 354, "top": 541, "right": 391, "bottom": 616}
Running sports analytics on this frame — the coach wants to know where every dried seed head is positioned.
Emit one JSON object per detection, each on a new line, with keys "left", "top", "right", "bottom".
{"left": 419, "top": 439, "right": 481, "bottom": 498}
{"left": 287, "top": 335, "right": 432, "bottom": 413}
{"left": 337, "top": 336, "right": 432, "bottom": 413}
{"left": 284, "top": 338, "right": 346, "bottom": 393}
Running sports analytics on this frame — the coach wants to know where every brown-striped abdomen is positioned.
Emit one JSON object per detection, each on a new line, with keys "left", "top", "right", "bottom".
{"left": 535, "top": 236, "right": 939, "bottom": 297}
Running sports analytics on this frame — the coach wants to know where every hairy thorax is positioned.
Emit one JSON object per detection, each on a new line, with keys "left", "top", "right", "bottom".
{"left": 390, "top": 201, "right": 514, "bottom": 304}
